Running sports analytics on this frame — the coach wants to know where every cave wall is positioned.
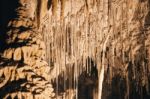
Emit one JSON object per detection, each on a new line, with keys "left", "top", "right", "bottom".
{"left": 44, "top": 0, "right": 150, "bottom": 99}
{"left": 0, "top": 0, "right": 55, "bottom": 98}
{"left": 0, "top": 0, "right": 150, "bottom": 99}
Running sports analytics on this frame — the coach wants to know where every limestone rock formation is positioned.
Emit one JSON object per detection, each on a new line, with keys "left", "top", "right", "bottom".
{"left": 43, "top": 0, "right": 150, "bottom": 99}
{"left": 0, "top": 0, "right": 55, "bottom": 98}
{"left": 0, "top": 0, "right": 150, "bottom": 99}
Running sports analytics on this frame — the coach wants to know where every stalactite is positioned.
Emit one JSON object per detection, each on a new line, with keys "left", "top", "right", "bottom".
{"left": 75, "top": 13, "right": 79, "bottom": 99}
{"left": 125, "top": 63, "right": 130, "bottom": 99}
{"left": 39, "top": 0, "right": 150, "bottom": 99}
{"left": 60, "top": 0, "right": 66, "bottom": 20}
{"left": 52, "top": 0, "right": 58, "bottom": 16}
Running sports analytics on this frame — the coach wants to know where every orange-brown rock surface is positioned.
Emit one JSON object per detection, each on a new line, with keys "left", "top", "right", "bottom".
{"left": 0, "top": 0, "right": 55, "bottom": 98}
{"left": 0, "top": 0, "right": 150, "bottom": 99}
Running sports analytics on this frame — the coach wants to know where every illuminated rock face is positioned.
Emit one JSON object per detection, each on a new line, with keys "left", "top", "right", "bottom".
{"left": 0, "top": 0, "right": 150, "bottom": 99}
{"left": 0, "top": 0, "right": 55, "bottom": 98}
{"left": 44, "top": 0, "right": 150, "bottom": 99}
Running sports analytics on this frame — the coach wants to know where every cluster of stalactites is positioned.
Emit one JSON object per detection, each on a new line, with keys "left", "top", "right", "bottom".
{"left": 42, "top": 0, "right": 150, "bottom": 99}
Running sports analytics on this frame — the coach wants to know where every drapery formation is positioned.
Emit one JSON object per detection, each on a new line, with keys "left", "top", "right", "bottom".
{"left": 0, "top": 0, "right": 150, "bottom": 99}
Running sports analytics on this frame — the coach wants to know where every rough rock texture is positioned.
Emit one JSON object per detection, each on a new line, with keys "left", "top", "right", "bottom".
{"left": 0, "top": 0, "right": 55, "bottom": 98}
{"left": 0, "top": 0, "right": 150, "bottom": 99}
{"left": 43, "top": 0, "right": 150, "bottom": 99}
